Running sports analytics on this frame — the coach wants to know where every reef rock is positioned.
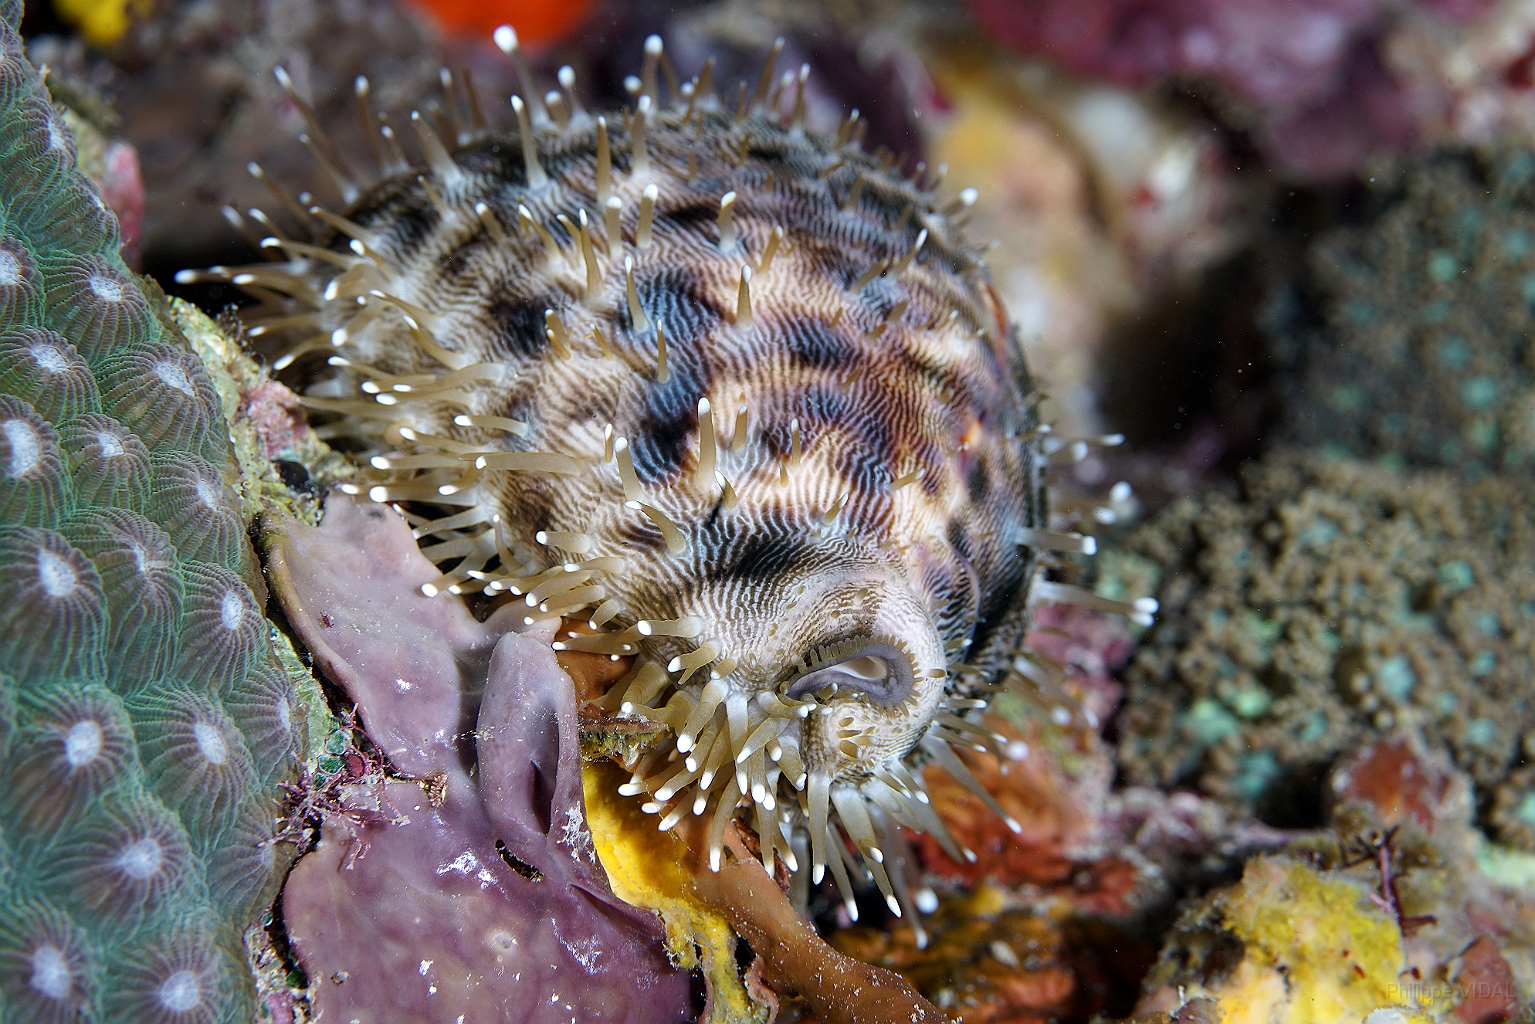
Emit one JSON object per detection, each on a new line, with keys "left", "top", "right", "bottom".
{"left": 1113, "top": 450, "right": 1535, "bottom": 844}
{"left": 1267, "top": 145, "right": 1535, "bottom": 476}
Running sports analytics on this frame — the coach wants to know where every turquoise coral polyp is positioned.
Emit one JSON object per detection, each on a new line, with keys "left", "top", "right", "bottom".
{"left": 0, "top": 1, "right": 303, "bottom": 1020}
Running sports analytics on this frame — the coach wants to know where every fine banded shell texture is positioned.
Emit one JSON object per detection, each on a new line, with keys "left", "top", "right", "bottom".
{"left": 195, "top": 30, "right": 1145, "bottom": 923}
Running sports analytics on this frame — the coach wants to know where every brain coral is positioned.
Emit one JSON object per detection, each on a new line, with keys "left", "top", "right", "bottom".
{"left": 0, "top": 2, "right": 305, "bottom": 1019}
{"left": 1268, "top": 145, "right": 1535, "bottom": 476}
{"left": 186, "top": 30, "right": 1138, "bottom": 922}
{"left": 1113, "top": 450, "right": 1535, "bottom": 842}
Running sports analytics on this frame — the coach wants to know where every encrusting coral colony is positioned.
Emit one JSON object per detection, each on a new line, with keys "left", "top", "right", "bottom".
{"left": 182, "top": 25, "right": 1149, "bottom": 926}
{"left": 0, "top": 1, "right": 302, "bottom": 1021}
{"left": 1115, "top": 452, "right": 1535, "bottom": 840}
{"left": 1270, "top": 145, "right": 1535, "bottom": 476}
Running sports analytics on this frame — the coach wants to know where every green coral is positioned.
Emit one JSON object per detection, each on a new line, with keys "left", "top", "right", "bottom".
{"left": 1269, "top": 145, "right": 1535, "bottom": 476}
{"left": 1114, "top": 451, "right": 1535, "bottom": 841}
{"left": 0, "top": 4, "right": 306, "bottom": 1019}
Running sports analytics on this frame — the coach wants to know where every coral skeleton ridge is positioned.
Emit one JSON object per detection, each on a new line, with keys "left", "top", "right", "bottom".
{"left": 194, "top": 26, "right": 1149, "bottom": 923}
{"left": 0, "top": 1, "right": 303, "bottom": 1021}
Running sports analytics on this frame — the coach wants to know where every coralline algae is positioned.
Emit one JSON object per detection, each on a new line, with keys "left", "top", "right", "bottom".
{"left": 0, "top": 2, "right": 304, "bottom": 1020}
{"left": 1131, "top": 733, "right": 1535, "bottom": 1024}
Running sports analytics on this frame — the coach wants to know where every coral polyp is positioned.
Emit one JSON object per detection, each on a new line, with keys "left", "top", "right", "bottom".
{"left": 0, "top": 327, "right": 99, "bottom": 422}
{"left": 56, "top": 413, "right": 151, "bottom": 508}
{"left": 35, "top": 789, "right": 196, "bottom": 934}
{"left": 0, "top": 395, "right": 68, "bottom": 524}
{"left": 62, "top": 508, "right": 182, "bottom": 680}
{"left": 2, "top": 683, "right": 137, "bottom": 833}
{"left": 0, "top": 893, "right": 96, "bottom": 1023}
{"left": 0, "top": 526, "right": 107, "bottom": 683}
{"left": 203, "top": 28, "right": 1143, "bottom": 920}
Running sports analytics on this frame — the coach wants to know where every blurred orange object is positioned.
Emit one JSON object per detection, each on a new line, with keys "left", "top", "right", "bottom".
{"left": 406, "top": 0, "right": 593, "bottom": 45}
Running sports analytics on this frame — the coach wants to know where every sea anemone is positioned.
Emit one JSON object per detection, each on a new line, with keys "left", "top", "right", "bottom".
{"left": 207, "top": 28, "right": 1146, "bottom": 922}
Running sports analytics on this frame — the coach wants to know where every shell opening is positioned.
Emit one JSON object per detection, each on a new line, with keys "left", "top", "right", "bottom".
{"left": 786, "top": 641, "right": 913, "bottom": 706}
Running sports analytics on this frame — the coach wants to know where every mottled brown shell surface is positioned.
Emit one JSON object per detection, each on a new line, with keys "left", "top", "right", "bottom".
{"left": 240, "top": 79, "right": 1047, "bottom": 914}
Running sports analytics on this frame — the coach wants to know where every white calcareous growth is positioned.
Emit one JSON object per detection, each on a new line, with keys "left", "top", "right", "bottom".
{"left": 219, "top": 589, "right": 246, "bottom": 631}
{"left": 192, "top": 721, "right": 229, "bottom": 766}
{"left": 35, "top": 547, "right": 77, "bottom": 598}
{"left": 152, "top": 359, "right": 197, "bottom": 398}
{"left": 3, "top": 417, "right": 40, "bottom": 476}
{"left": 29, "top": 944, "right": 72, "bottom": 1001}
{"left": 157, "top": 970, "right": 203, "bottom": 1013}
{"left": 63, "top": 719, "right": 103, "bottom": 768}
{"left": 114, "top": 836, "right": 164, "bottom": 880}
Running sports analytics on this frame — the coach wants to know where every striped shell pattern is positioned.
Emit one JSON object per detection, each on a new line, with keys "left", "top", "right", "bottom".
{"left": 202, "top": 33, "right": 1075, "bottom": 921}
